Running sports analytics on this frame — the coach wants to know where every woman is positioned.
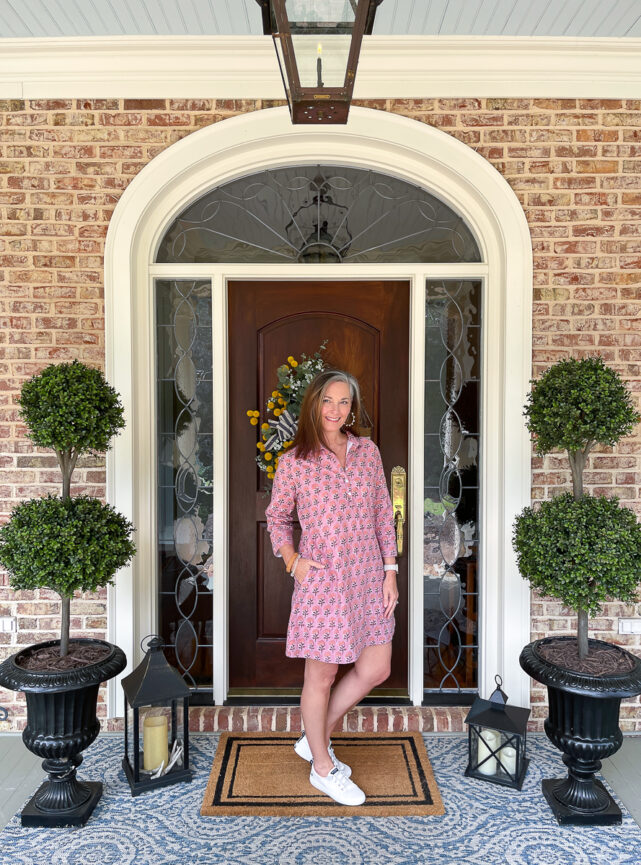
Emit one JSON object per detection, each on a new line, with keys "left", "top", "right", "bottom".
{"left": 265, "top": 369, "right": 399, "bottom": 806}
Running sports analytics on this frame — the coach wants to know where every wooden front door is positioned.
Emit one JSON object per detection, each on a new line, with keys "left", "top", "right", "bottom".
{"left": 228, "top": 280, "right": 410, "bottom": 696}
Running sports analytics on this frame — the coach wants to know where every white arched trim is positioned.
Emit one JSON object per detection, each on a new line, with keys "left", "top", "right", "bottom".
{"left": 105, "top": 106, "right": 532, "bottom": 713}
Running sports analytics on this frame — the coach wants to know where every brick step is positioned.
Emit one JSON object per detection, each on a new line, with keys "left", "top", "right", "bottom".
{"left": 106, "top": 705, "right": 469, "bottom": 733}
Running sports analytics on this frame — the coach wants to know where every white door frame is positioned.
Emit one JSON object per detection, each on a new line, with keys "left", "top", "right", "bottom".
{"left": 104, "top": 106, "right": 533, "bottom": 714}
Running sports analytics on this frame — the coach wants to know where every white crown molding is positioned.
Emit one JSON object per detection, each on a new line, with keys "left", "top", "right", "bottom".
{"left": 1, "top": 35, "right": 641, "bottom": 99}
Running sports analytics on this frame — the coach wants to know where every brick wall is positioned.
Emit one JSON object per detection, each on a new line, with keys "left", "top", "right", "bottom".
{"left": 1, "top": 97, "right": 640, "bottom": 731}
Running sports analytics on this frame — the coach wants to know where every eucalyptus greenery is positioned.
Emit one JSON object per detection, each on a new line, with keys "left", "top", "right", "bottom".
{"left": 0, "top": 361, "right": 134, "bottom": 657}
{"left": 514, "top": 356, "right": 641, "bottom": 659}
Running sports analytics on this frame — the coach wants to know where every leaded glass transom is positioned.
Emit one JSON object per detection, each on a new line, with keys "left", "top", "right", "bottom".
{"left": 424, "top": 280, "right": 481, "bottom": 694}
{"left": 156, "top": 165, "right": 481, "bottom": 265}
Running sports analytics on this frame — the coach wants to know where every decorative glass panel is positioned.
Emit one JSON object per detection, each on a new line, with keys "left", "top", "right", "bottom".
{"left": 156, "top": 165, "right": 481, "bottom": 265}
{"left": 156, "top": 280, "right": 213, "bottom": 691}
{"left": 285, "top": 1, "right": 354, "bottom": 88}
{"left": 424, "top": 280, "right": 481, "bottom": 694}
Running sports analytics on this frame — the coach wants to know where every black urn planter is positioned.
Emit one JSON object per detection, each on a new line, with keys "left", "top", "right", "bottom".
{"left": 0, "top": 638, "right": 126, "bottom": 827}
{"left": 520, "top": 637, "right": 641, "bottom": 826}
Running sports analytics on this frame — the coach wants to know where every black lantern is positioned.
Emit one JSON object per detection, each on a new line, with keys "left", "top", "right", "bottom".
{"left": 464, "top": 675, "right": 530, "bottom": 790}
{"left": 121, "top": 636, "right": 192, "bottom": 796}
{"left": 256, "top": 0, "right": 383, "bottom": 124}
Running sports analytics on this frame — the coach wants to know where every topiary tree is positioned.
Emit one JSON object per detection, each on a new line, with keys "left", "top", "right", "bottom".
{"left": 0, "top": 361, "right": 135, "bottom": 657}
{"left": 19, "top": 360, "right": 125, "bottom": 499}
{"left": 514, "top": 356, "right": 641, "bottom": 659}
{"left": 523, "top": 356, "right": 639, "bottom": 500}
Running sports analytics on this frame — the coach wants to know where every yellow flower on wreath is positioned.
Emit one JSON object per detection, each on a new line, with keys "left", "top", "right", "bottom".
{"left": 273, "top": 408, "right": 282, "bottom": 417}
{"left": 267, "top": 401, "right": 275, "bottom": 409}
{"left": 264, "top": 452, "right": 272, "bottom": 461}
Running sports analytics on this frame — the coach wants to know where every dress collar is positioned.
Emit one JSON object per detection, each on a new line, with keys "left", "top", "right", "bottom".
{"left": 318, "top": 430, "right": 360, "bottom": 465}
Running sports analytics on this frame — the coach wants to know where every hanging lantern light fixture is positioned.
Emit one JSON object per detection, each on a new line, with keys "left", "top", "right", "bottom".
{"left": 256, "top": 0, "right": 383, "bottom": 124}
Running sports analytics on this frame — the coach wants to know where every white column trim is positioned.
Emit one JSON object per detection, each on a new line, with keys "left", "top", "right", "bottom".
{"left": 104, "top": 105, "right": 532, "bottom": 712}
{"left": 1, "top": 35, "right": 640, "bottom": 98}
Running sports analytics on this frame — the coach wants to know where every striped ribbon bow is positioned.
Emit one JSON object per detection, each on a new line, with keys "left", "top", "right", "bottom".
{"left": 264, "top": 409, "right": 298, "bottom": 452}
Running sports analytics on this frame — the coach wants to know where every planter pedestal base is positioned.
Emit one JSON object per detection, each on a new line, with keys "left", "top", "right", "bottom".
{"left": 542, "top": 778, "right": 621, "bottom": 826}
{"left": 0, "top": 638, "right": 127, "bottom": 829}
{"left": 520, "top": 638, "right": 641, "bottom": 826}
{"left": 21, "top": 780, "right": 102, "bottom": 828}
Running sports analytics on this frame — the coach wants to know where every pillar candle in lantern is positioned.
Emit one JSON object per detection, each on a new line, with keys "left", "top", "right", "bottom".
{"left": 143, "top": 715, "right": 169, "bottom": 771}
{"left": 499, "top": 745, "right": 517, "bottom": 777}
{"left": 476, "top": 728, "right": 499, "bottom": 776}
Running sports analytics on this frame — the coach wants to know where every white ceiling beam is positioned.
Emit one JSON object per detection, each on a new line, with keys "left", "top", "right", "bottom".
{"left": 1, "top": 35, "right": 640, "bottom": 99}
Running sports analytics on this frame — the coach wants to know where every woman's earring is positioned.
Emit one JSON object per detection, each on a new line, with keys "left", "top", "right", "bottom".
{"left": 345, "top": 411, "right": 356, "bottom": 428}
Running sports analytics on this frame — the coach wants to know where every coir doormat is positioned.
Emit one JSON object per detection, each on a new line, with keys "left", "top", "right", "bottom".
{"left": 201, "top": 731, "right": 445, "bottom": 817}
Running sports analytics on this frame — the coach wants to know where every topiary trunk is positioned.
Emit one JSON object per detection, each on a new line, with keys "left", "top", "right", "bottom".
{"left": 60, "top": 596, "right": 71, "bottom": 657}
{"left": 568, "top": 447, "right": 593, "bottom": 659}
{"left": 57, "top": 448, "right": 78, "bottom": 657}
{"left": 577, "top": 608, "right": 589, "bottom": 659}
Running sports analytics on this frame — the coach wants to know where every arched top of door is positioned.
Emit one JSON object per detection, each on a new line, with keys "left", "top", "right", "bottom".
{"left": 155, "top": 163, "right": 481, "bottom": 265}
{"left": 105, "top": 104, "right": 530, "bottom": 272}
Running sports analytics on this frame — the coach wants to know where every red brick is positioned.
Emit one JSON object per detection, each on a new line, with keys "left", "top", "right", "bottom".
{"left": 123, "top": 100, "right": 167, "bottom": 110}
{"left": 259, "top": 708, "right": 274, "bottom": 731}
{"left": 360, "top": 706, "right": 374, "bottom": 732}
{"left": 275, "top": 707, "right": 288, "bottom": 731}
{"left": 216, "top": 707, "right": 231, "bottom": 731}
{"left": 147, "top": 113, "right": 192, "bottom": 127}
{"left": 376, "top": 708, "right": 389, "bottom": 732}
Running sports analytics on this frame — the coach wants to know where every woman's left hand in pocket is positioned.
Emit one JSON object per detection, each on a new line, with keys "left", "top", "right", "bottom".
{"left": 383, "top": 572, "right": 399, "bottom": 618}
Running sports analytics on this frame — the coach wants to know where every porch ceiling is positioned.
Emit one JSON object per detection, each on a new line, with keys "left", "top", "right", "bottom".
{"left": 0, "top": 0, "right": 639, "bottom": 40}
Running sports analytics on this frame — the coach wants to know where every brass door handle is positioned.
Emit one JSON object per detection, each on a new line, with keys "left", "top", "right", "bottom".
{"left": 391, "top": 466, "right": 406, "bottom": 557}
{"left": 395, "top": 509, "right": 404, "bottom": 556}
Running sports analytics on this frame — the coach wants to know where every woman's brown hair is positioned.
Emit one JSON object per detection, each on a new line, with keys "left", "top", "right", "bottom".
{"left": 293, "top": 369, "right": 365, "bottom": 460}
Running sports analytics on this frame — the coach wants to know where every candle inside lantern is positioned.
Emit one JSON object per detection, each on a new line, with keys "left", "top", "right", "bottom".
{"left": 476, "top": 728, "right": 499, "bottom": 776}
{"left": 499, "top": 745, "right": 517, "bottom": 777}
{"left": 317, "top": 42, "right": 323, "bottom": 87}
{"left": 143, "top": 715, "right": 169, "bottom": 771}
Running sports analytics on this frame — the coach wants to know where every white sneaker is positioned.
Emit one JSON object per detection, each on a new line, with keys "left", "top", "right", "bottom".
{"left": 309, "top": 764, "right": 366, "bottom": 806}
{"left": 294, "top": 732, "right": 352, "bottom": 777}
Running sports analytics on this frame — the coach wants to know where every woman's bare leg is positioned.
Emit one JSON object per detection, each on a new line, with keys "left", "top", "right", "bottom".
{"left": 325, "top": 642, "right": 392, "bottom": 738}
{"left": 300, "top": 658, "right": 338, "bottom": 776}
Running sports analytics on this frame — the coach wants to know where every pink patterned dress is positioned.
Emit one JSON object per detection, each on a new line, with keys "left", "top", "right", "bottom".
{"left": 265, "top": 432, "right": 397, "bottom": 665}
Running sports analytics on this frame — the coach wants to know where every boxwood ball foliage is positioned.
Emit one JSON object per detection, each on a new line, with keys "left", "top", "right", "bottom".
{"left": 524, "top": 356, "right": 640, "bottom": 455}
{"left": 19, "top": 360, "right": 125, "bottom": 454}
{"left": 513, "top": 493, "right": 641, "bottom": 617}
{"left": 0, "top": 496, "right": 135, "bottom": 598}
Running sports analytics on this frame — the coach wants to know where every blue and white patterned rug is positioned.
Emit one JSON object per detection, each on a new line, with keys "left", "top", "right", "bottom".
{"left": 1, "top": 734, "right": 641, "bottom": 865}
